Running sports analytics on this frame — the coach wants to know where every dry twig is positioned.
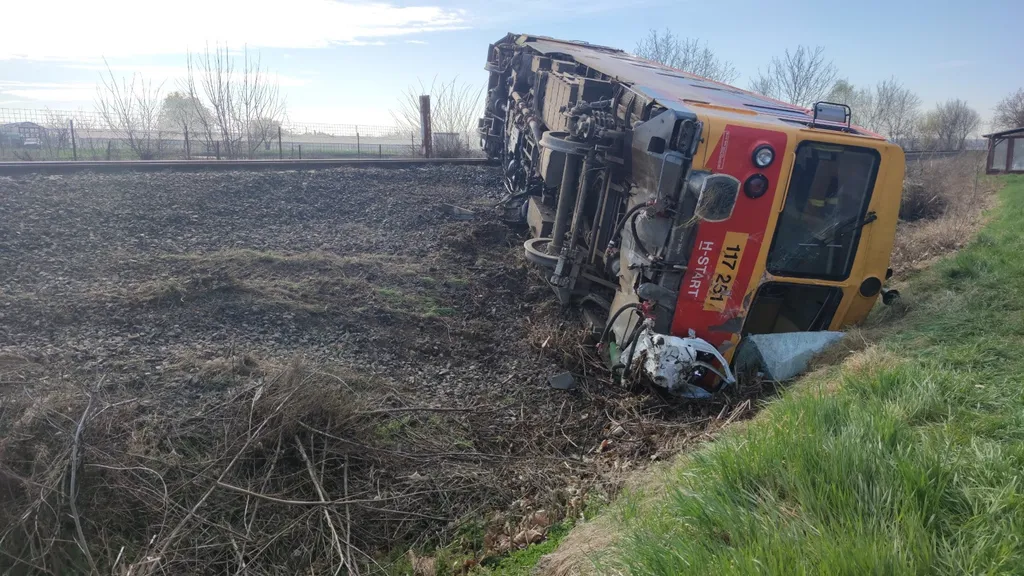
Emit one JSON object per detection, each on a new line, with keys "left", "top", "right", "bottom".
{"left": 295, "top": 436, "right": 347, "bottom": 575}
{"left": 69, "top": 394, "right": 98, "bottom": 575}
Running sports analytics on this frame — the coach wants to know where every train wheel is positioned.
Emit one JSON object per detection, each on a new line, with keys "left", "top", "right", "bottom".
{"left": 524, "top": 237, "right": 559, "bottom": 269}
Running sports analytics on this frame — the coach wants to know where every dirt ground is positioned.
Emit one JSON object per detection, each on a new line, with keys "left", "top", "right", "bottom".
{"left": 0, "top": 166, "right": 734, "bottom": 574}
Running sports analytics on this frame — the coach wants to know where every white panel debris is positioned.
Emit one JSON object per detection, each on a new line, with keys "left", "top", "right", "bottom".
{"left": 621, "top": 327, "right": 736, "bottom": 399}
{"left": 733, "top": 331, "right": 845, "bottom": 381}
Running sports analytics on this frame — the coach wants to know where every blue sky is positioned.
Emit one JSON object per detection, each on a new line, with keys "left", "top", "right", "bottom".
{"left": 0, "top": 0, "right": 1020, "bottom": 127}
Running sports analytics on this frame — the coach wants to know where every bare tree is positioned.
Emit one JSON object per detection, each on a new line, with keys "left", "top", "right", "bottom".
{"left": 183, "top": 45, "right": 286, "bottom": 159}
{"left": 634, "top": 29, "right": 738, "bottom": 83}
{"left": 391, "top": 77, "right": 483, "bottom": 157}
{"left": 920, "top": 99, "right": 981, "bottom": 151}
{"left": 96, "top": 62, "right": 165, "bottom": 159}
{"left": 158, "top": 91, "right": 213, "bottom": 136}
{"left": 634, "top": 29, "right": 680, "bottom": 70}
{"left": 828, "top": 77, "right": 920, "bottom": 146}
{"left": 993, "top": 88, "right": 1024, "bottom": 131}
{"left": 750, "top": 46, "right": 838, "bottom": 107}
{"left": 747, "top": 75, "right": 778, "bottom": 100}
{"left": 828, "top": 79, "right": 877, "bottom": 129}
{"left": 873, "top": 78, "right": 921, "bottom": 146}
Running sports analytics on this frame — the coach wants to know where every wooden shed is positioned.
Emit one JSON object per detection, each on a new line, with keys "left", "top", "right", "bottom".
{"left": 984, "top": 127, "right": 1024, "bottom": 174}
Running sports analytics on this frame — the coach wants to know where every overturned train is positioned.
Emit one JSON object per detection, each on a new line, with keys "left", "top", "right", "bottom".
{"left": 479, "top": 34, "right": 905, "bottom": 397}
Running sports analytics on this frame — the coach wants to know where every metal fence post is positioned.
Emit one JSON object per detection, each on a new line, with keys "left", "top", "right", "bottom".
{"left": 278, "top": 126, "right": 283, "bottom": 160}
{"left": 379, "top": 144, "right": 382, "bottom": 158}
{"left": 419, "top": 95, "right": 432, "bottom": 158}
{"left": 184, "top": 127, "right": 191, "bottom": 160}
{"left": 69, "top": 119, "right": 77, "bottom": 161}
{"left": 298, "top": 144, "right": 302, "bottom": 159}
{"left": 357, "top": 131, "right": 360, "bottom": 157}
{"left": 215, "top": 141, "right": 220, "bottom": 160}
{"left": 106, "top": 140, "right": 112, "bottom": 160}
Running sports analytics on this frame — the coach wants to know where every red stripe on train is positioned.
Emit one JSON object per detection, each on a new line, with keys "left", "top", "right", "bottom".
{"left": 670, "top": 125, "right": 788, "bottom": 350}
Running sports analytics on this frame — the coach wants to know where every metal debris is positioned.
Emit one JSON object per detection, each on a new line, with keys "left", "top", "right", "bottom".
{"left": 623, "top": 327, "right": 736, "bottom": 399}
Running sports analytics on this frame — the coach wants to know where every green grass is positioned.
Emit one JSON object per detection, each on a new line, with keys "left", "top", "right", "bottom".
{"left": 609, "top": 176, "right": 1024, "bottom": 575}
{"left": 476, "top": 521, "right": 575, "bottom": 575}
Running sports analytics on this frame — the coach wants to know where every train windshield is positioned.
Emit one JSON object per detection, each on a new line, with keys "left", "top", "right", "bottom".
{"left": 766, "top": 142, "right": 880, "bottom": 280}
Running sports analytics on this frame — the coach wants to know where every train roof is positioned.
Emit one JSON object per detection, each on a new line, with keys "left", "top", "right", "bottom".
{"left": 512, "top": 34, "right": 883, "bottom": 140}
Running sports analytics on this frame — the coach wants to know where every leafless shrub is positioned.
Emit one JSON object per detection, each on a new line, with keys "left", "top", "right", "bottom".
{"left": 95, "top": 62, "right": 165, "bottom": 160}
{"left": 749, "top": 45, "right": 837, "bottom": 107}
{"left": 891, "top": 152, "right": 994, "bottom": 273}
{"left": 391, "top": 77, "right": 483, "bottom": 158}
{"left": 899, "top": 180, "right": 946, "bottom": 222}
{"left": 993, "top": 88, "right": 1024, "bottom": 131}
{"left": 39, "top": 110, "right": 72, "bottom": 160}
{"left": 634, "top": 29, "right": 738, "bottom": 83}
{"left": 183, "top": 44, "right": 287, "bottom": 159}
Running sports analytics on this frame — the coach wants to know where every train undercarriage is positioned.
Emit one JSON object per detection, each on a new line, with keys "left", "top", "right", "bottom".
{"left": 479, "top": 35, "right": 747, "bottom": 397}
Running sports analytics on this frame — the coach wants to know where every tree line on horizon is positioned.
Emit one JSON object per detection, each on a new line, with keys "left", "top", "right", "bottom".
{"left": 634, "top": 28, "right": 1024, "bottom": 151}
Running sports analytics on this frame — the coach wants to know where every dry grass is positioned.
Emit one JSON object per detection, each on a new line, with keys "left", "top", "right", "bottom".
{"left": 533, "top": 517, "right": 617, "bottom": 576}
{"left": 0, "top": 355, "right": 612, "bottom": 575}
{"left": 892, "top": 152, "right": 998, "bottom": 276}
{"left": 0, "top": 359, "right": 372, "bottom": 574}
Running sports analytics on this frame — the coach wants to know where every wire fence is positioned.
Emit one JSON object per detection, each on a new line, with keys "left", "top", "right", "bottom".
{"left": 0, "top": 135, "right": 423, "bottom": 161}
{"left": 0, "top": 137, "right": 424, "bottom": 161}
{"left": 0, "top": 107, "right": 403, "bottom": 140}
{"left": 0, "top": 106, "right": 446, "bottom": 161}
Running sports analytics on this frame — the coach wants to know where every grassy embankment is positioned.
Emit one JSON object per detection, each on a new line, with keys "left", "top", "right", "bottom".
{"left": 600, "top": 174, "right": 1024, "bottom": 573}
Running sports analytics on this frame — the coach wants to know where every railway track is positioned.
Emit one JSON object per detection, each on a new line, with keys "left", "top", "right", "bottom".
{"left": 0, "top": 157, "right": 497, "bottom": 175}
{"left": 903, "top": 150, "right": 974, "bottom": 160}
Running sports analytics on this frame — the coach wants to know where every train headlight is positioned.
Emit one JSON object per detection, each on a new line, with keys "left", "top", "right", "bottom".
{"left": 753, "top": 145, "right": 774, "bottom": 168}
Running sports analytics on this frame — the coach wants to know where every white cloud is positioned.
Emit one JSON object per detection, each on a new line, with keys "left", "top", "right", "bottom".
{"left": 0, "top": 0, "right": 466, "bottom": 60}
{"left": 0, "top": 81, "right": 97, "bottom": 102}
{"left": 405, "top": 40, "right": 429, "bottom": 45}
{"left": 64, "top": 63, "right": 311, "bottom": 88}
